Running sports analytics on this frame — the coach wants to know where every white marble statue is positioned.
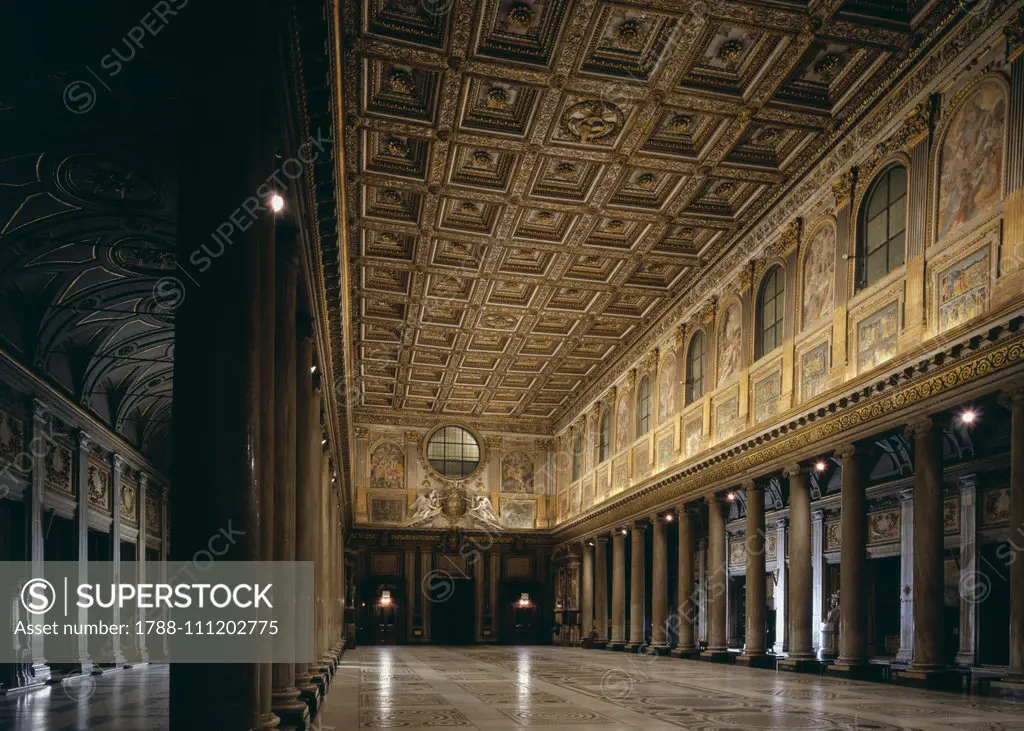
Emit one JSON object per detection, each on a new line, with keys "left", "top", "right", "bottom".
{"left": 469, "top": 494, "right": 503, "bottom": 529}
{"left": 404, "top": 489, "right": 442, "bottom": 526}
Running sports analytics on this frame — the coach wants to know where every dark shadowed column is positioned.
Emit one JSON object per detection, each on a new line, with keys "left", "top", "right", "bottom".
{"left": 594, "top": 535, "right": 609, "bottom": 647}
{"left": 830, "top": 444, "right": 869, "bottom": 677}
{"left": 702, "top": 495, "right": 729, "bottom": 661}
{"left": 671, "top": 504, "right": 698, "bottom": 657}
{"left": 171, "top": 0, "right": 274, "bottom": 726}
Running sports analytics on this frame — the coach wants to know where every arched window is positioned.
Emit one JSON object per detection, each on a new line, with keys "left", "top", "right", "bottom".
{"left": 635, "top": 376, "right": 651, "bottom": 437}
{"left": 756, "top": 266, "right": 785, "bottom": 359}
{"left": 572, "top": 434, "right": 583, "bottom": 481}
{"left": 599, "top": 408, "right": 611, "bottom": 463}
{"left": 686, "top": 331, "right": 705, "bottom": 403}
{"left": 858, "top": 165, "right": 907, "bottom": 290}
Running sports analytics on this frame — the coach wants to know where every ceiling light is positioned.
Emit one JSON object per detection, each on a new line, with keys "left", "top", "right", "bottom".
{"left": 960, "top": 409, "right": 977, "bottom": 425}
{"left": 814, "top": 460, "right": 827, "bottom": 473}
{"left": 726, "top": 492, "right": 736, "bottom": 501}
{"left": 665, "top": 513, "right": 673, "bottom": 522}
{"left": 621, "top": 528, "right": 627, "bottom": 535}
{"left": 321, "top": 439, "right": 327, "bottom": 445}
{"left": 311, "top": 365, "right": 317, "bottom": 374}
{"left": 270, "top": 194, "right": 284, "bottom": 213}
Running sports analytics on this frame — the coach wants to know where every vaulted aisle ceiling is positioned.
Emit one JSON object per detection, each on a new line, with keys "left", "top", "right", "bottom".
{"left": 340, "top": 0, "right": 924, "bottom": 434}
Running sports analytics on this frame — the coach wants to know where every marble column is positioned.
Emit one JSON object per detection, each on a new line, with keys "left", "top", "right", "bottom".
{"left": 781, "top": 465, "right": 817, "bottom": 670}
{"left": 594, "top": 535, "right": 609, "bottom": 647}
{"left": 610, "top": 530, "right": 627, "bottom": 649}
{"left": 1004, "top": 389, "right": 1024, "bottom": 683}
{"left": 956, "top": 475, "right": 979, "bottom": 667}
{"left": 774, "top": 517, "right": 787, "bottom": 655}
{"left": 696, "top": 537, "right": 708, "bottom": 645}
{"left": 896, "top": 488, "right": 915, "bottom": 664}
{"left": 256, "top": 170, "right": 278, "bottom": 729}
{"left": 110, "top": 455, "right": 124, "bottom": 666}
{"left": 671, "top": 505, "right": 699, "bottom": 657}
{"left": 136, "top": 473, "right": 149, "bottom": 664}
{"left": 626, "top": 521, "right": 647, "bottom": 651}
{"left": 581, "top": 540, "right": 595, "bottom": 641}
{"left": 811, "top": 510, "right": 824, "bottom": 656}
{"left": 170, "top": 0, "right": 272, "bottom": 714}
{"left": 27, "top": 401, "right": 50, "bottom": 684}
{"left": 294, "top": 327, "right": 321, "bottom": 708}
{"left": 739, "top": 481, "right": 768, "bottom": 665}
{"left": 702, "top": 495, "right": 729, "bottom": 661}
{"left": 651, "top": 514, "right": 669, "bottom": 652}
{"left": 831, "top": 444, "right": 869, "bottom": 675}
{"left": 73, "top": 431, "right": 93, "bottom": 672}
{"left": 905, "top": 417, "right": 948, "bottom": 679}
{"left": 270, "top": 227, "right": 310, "bottom": 728}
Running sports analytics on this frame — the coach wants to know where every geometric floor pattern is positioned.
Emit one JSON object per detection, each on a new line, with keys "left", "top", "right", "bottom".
{"left": 3, "top": 649, "right": 1024, "bottom": 729}
{"left": 319, "top": 646, "right": 1024, "bottom": 731}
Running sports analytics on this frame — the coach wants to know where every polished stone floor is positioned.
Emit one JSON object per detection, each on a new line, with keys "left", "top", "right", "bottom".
{"left": 3, "top": 650, "right": 1024, "bottom": 730}
{"left": 0, "top": 665, "right": 168, "bottom": 731}
{"left": 320, "top": 646, "right": 1024, "bottom": 731}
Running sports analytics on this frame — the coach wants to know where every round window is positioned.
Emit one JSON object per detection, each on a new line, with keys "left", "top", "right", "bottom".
{"left": 425, "top": 425, "right": 481, "bottom": 479}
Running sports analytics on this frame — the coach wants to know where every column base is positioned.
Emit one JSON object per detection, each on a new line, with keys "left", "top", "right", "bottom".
{"left": 735, "top": 653, "right": 776, "bottom": 669}
{"left": 592, "top": 640, "right": 608, "bottom": 649}
{"left": 670, "top": 645, "right": 701, "bottom": 659}
{"left": 827, "top": 661, "right": 877, "bottom": 680}
{"left": 647, "top": 644, "right": 672, "bottom": 656}
{"left": 623, "top": 642, "right": 646, "bottom": 653}
{"left": 257, "top": 712, "right": 281, "bottom": 729}
{"left": 607, "top": 641, "right": 627, "bottom": 651}
{"left": 779, "top": 656, "right": 822, "bottom": 673}
{"left": 700, "top": 650, "right": 734, "bottom": 663}
{"left": 955, "top": 652, "right": 977, "bottom": 667}
{"left": 272, "top": 689, "right": 310, "bottom": 730}
{"left": 893, "top": 666, "right": 959, "bottom": 691}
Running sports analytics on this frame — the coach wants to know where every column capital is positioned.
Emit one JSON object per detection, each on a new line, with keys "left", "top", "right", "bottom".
{"left": 632, "top": 518, "right": 650, "bottom": 531}
{"left": 775, "top": 516, "right": 788, "bottom": 529}
{"left": 596, "top": 533, "right": 610, "bottom": 544}
{"left": 835, "top": 442, "right": 871, "bottom": 460}
{"left": 811, "top": 509, "right": 824, "bottom": 522}
{"left": 957, "top": 473, "right": 980, "bottom": 492}
{"left": 899, "top": 487, "right": 914, "bottom": 503}
{"left": 112, "top": 454, "right": 124, "bottom": 471}
{"left": 76, "top": 430, "right": 92, "bottom": 451}
{"left": 904, "top": 416, "right": 937, "bottom": 439}
{"left": 139, "top": 472, "right": 149, "bottom": 489}
{"left": 705, "top": 493, "right": 724, "bottom": 505}
{"left": 998, "top": 386, "right": 1024, "bottom": 408}
{"left": 783, "top": 463, "right": 805, "bottom": 478}
{"left": 743, "top": 479, "right": 763, "bottom": 495}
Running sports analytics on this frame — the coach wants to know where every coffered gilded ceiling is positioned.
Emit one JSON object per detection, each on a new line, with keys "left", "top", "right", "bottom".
{"left": 341, "top": 0, "right": 928, "bottom": 433}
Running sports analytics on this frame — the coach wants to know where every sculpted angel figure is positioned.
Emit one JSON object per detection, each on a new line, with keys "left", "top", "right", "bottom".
{"left": 469, "top": 494, "right": 503, "bottom": 529}
{"left": 404, "top": 489, "right": 442, "bottom": 526}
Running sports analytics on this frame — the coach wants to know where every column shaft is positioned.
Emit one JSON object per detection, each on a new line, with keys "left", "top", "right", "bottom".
{"left": 611, "top": 532, "right": 626, "bottom": 647}
{"left": 651, "top": 517, "right": 668, "bottom": 649}
{"left": 704, "top": 497, "right": 728, "bottom": 656}
{"left": 594, "top": 536, "right": 609, "bottom": 645}
{"left": 674, "top": 507, "right": 697, "bottom": 654}
{"left": 270, "top": 228, "right": 310, "bottom": 727}
{"left": 743, "top": 483, "right": 767, "bottom": 658}
{"left": 909, "top": 418, "right": 946, "bottom": 672}
{"left": 787, "top": 468, "right": 814, "bottom": 660}
{"left": 897, "top": 489, "right": 915, "bottom": 663}
{"left": 581, "top": 541, "right": 594, "bottom": 641}
{"left": 1008, "top": 392, "right": 1024, "bottom": 679}
{"left": 627, "top": 523, "right": 647, "bottom": 648}
{"left": 956, "top": 476, "right": 979, "bottom": 667}
{"left": 835, "top": 445, "right": 868, "bottom": 670}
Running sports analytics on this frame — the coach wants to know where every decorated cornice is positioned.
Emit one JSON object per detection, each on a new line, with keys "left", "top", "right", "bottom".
{"left": 1006, "top": 8, "right": 1024, "bottom": 62}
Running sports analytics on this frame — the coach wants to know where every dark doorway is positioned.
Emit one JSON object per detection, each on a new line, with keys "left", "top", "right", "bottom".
{"left": 356, "top": 580, "right": 405, "bottom": 646}
{"left": 431, "top": 578, "right": 475, "bottom": 645}
{"left": 977, "top": 542, "right": 1010, "bottom": 665}
{"left": 868, "top": 556, "right": 901, "bottom": 657}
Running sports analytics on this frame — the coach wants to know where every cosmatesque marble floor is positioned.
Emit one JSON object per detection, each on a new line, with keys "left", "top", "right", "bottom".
{"left": 3, "top": 649, "right": 1024, "bottom": 730}
{"left": 318, "top": 646, "right": 1024, "bottom": 731}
